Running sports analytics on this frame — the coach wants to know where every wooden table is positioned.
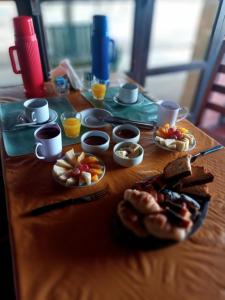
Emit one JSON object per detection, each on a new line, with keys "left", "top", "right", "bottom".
{"left": 1, "top": 88, "right": 225, "bottom": 300}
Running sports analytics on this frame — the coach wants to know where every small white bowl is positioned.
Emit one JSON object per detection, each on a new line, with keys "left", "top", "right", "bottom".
{"left": 112, "top": 124, "right": 140, "bottom": 144}
{"left": 81, "top": 130, "right": 110, "bottom": 154}
{"left": 113, "top": 141, "right": 144, "bottom": 167}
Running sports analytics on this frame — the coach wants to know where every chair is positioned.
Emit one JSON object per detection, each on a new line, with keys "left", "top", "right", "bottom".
{"left": 195, "top": 39, "right": 225, "bottom": 144}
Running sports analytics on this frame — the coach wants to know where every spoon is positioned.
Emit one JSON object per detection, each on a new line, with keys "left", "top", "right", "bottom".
{"left": 14, "top": 122, "right": 37, "bottom": 127}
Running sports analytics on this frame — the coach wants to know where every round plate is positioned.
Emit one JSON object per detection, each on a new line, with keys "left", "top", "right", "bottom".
{"left": 153, "top": 134, "right": 196, "bottom": 152}
{"left": 113, "top": 95, "right": 144, "bottom": 107}
{"left": 113, "top": 175, "right": 208, "bottom": 250}
{"left": 80, "top": 108, "right": 112, "bottom": 128}
{"left": 52, "top": 152, "right": 106, "bottom": 188}
{"left": 17, "top": 109, "right": 58, "bottom": 127}
{"left": 114, "top": 201, "right": 208, "bottom": 250}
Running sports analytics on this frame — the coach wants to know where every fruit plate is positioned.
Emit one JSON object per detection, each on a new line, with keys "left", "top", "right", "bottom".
{"left": 52, "top": 152, "right": 106, "bottom": 188}
{"left": 153, "top": 133, "right": 196, "bottom": 152}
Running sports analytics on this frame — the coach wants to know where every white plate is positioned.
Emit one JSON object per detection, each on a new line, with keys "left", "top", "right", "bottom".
{"left": 113, "top": 95, "right": 144, "bottom": 107}
{"left": 153, "top": 134, "right": 196, "bottom": 152}
{"left": 52, "top": 152, "right": 106, "bottom": 188}
{"left": 17, "top": 109, "right": 58, "bottom": 127}
{"left": 80, "top": 108, "right": 112, "bottom": 128}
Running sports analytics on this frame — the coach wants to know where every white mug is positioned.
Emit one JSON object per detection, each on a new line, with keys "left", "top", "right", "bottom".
{"left": 118, "top": 83, "right": 139, "bottom": 104}
{"left": 24, "top": 98, "right": 49, "bottom": 124}
{"left": 157, "top": 100, "right": 189, "bottom": 127}
{"left": 34, "top": 124, "right": 62, "bottom": 162}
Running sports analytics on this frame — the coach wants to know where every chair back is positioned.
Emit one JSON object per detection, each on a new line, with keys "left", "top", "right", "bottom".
{"left": 196, "top": 39, "right": 225, "bottom": 126}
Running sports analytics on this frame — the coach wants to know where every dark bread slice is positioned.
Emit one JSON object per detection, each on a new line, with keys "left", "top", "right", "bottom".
{"left": 176, "top": 166, "right": 214, "bottom": 188}
{"left": 163, "top": 155, "right": 192, "bottom": 182}
{"left": 177, "top": 184, "right": 211, "bottom": 201}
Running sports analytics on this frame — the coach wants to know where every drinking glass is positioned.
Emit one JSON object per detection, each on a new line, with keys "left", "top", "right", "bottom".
{"left": 60, "top": 111, "right": 81, "bottom": 138}
{"left": 91, "top": 78, "right": 107, "bottom": 100}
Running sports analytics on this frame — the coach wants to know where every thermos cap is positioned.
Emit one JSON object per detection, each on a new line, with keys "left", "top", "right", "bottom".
{"left": 93, "top": 15, "right": 108, "bottom": 36}
{"left": 13, "top": 16, "right": 35, "bottom": 37}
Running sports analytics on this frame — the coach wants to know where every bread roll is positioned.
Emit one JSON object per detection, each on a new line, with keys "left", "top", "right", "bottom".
{"left": 144, "top": 214, "right": 188, "bottom": 241}
{"left": 117, "top": 201, "right": 148, "bottom": 237}
{"left": 124, "top": 189, "right": 161, "bottom": 214}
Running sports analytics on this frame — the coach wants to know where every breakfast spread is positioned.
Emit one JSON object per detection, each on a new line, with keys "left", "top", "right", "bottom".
{"left": 155, "top": 123, "right": 196, "bottom": 151}
{"left": 117, "top": 155, "right": 214, "bottom": 242}
{"left": 53, "top": 148, "right": 105, "bottom": 187}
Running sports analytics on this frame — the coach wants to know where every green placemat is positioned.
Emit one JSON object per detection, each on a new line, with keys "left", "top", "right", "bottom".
{"left": 0, "top": 97, "right": 86, "bottom": 157}
{"left": 82, "top": 86, "right": 158, "bottom": 122}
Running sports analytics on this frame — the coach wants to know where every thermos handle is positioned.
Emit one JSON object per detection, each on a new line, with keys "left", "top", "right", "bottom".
{"left": 9, "top": 46, "right": 21, "bottom": 74}
{"left": 109, "top": 38, "right": 117, "bottom": 63}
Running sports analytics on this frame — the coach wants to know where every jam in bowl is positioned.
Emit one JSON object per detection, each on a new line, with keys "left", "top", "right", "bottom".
{"left": 81, "top": 130, "right": 110, "bottom": 153}
{"left": 112, "top": 124, "right": 140, "bottom": 143}
{"left": 83, "top": 136, "right": 108, "bottom": 146}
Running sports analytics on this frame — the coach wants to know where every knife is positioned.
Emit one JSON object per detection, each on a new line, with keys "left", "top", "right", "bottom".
{"left": 103, "top": 116, "right": 157, "bottom": 130}
{"left": 29, "top": 188, "right": 108, "bottom": 216}
{"left": 191, "top": 144, "right": 224, "bottom": 163}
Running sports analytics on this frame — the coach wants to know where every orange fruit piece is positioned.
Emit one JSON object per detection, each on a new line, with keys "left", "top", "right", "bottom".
{"left": 91, "top": 174, "right": 99, "bottom": 182}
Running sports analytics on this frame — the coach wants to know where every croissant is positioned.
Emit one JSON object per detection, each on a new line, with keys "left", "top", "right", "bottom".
{"left": 144, "top": 214, "right": 190, "bottom": 241}
{"left": 124, "top": 189, "right": 161, "bottom": 214}
{"left": 117, "top": 201, "right": 148, "bottom": 237}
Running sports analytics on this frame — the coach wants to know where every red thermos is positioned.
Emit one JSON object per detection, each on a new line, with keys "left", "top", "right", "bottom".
{"left": 9, "top": 16, "right": 44, "bottom": 98}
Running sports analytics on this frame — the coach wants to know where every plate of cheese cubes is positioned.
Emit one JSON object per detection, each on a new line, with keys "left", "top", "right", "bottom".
{"left": 52, "top": 148, "right": 105, "bottom": 187}
{"left": 153, "top": 123, "right": 196, "bottom": 152}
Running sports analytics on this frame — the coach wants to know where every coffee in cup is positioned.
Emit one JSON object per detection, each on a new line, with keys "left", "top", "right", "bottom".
{"left": 34, "top": 124, "right": 62, "bottom": 162}
{"left": 118, "top": 83, "right": 139, "bottom": 104}
{"left": 157, "top": 100, "right": 188, "bottom": 127}
{"left": 24, "top": 98, "right": 49, "bottom": 124}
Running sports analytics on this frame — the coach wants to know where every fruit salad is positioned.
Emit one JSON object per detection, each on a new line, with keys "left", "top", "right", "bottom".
{"left": 155, "top": 124, "right": 195, "bottom": 151}
{"left": 53, "top": 149, "right": 105, "bottom": 187}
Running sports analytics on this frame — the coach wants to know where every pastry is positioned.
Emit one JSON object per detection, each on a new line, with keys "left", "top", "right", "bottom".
{"left": 124, "top": 189, "right": 161, "bottom": 214}
{"left": 144, "top": 214, "right": 188, "bottom": 241}
{"left": 117, "top": 200, "right": 148, "bottom": 237}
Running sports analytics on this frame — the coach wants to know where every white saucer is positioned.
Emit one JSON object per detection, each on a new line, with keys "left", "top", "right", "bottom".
{"left": 18, "top": 109, "right": 58, "bottom": 127}
{"left": 80, "top": 108, "right": 112, "bottom": 128}
{"left": 113, "top": 95, "right": 144, "bottom": 107}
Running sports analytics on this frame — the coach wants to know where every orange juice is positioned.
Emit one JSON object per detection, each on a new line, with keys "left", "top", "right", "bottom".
{"left": 63, "top": 117, "right": 81, "bottom": 138}
{"left": 91, "top": 83, "right": 106, "bottom": 100}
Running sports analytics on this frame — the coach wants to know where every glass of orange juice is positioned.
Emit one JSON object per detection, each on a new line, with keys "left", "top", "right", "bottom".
{"left": 91, "top": 78, "right": 107, "bottom": 100}
{"left": 60, "top": 111, "right": 81, "bottom": 138}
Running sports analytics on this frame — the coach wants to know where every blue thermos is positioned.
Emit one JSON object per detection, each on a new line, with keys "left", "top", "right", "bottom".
{"left": 91, "top": 15, "right": 115, "bottom": 84}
